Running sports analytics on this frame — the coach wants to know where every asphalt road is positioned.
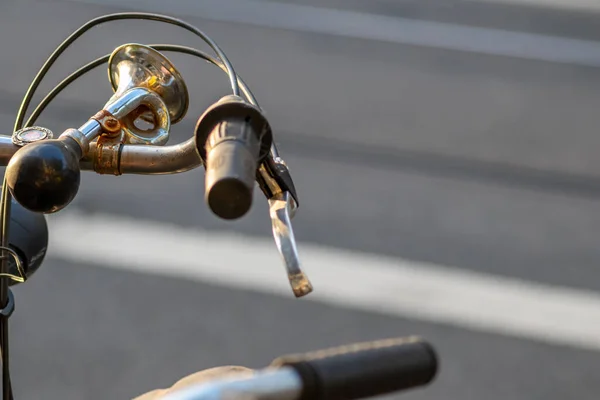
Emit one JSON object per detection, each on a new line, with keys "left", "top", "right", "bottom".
{"left": 2, "top": 0, "right": 600, "bottom": 399}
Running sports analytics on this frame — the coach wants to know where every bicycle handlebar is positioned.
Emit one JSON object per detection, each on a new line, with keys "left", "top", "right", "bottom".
{"left": 163, "top": 337, "right": 438, "bottom": 400}
{"left": 0, "top": 133, "right": 202, "bottom": 175}
{"left": 0, "top": 133, "right": 201, "bottom": 174}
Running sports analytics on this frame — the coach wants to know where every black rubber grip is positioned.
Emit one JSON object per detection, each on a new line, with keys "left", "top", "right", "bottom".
{"left": 270, "top": 337, "right": 438, "bottom": 400}
{"left": 195, "top": 95, "right": 273, "bottom": 220}
{"left": 204, "top": 119, "right": 260, "bottom": 220}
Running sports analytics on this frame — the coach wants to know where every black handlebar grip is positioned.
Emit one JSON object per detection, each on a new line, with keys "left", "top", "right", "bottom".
{"left": 6, "top": 197, "right": 48, "bottom": 285}
{"left": 204, "top": 122, "right": 259, "bottom": 220}
{"left": 5, "top": 136, "right": 82, "bottom": 214}
{"left": 195, "top": 95, "right": 273, "bottom": 220}
{"left": 270, "top": 337, "right": 438, "bottom": 400}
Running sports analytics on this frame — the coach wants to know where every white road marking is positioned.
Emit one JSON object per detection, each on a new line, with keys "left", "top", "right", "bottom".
{"left": 69, "top": 0, "right": 600, "bottom": 68}
{"left": 47, "top": 210, "right": 600, "bottom": 351}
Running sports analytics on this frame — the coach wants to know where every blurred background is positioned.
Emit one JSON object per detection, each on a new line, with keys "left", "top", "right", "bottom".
{"left": 2, "top": 0, "right": 600, "bottom": 398}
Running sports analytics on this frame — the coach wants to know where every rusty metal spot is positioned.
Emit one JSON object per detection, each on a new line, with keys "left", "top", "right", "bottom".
{"left": 92, "top": 109, "right": 121, "bottom": 136}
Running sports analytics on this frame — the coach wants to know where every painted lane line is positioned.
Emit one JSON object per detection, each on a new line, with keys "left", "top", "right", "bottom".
{"left": 46, "top": 210, "right": 600, "bottom": 352}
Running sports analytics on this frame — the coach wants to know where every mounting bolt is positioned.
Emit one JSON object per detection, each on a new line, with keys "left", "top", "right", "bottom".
{"left": 92, "top": 110, "right": 122, "bottom": 137}
{"left": 103, "top": 117, "right": 120, "bottom": 132}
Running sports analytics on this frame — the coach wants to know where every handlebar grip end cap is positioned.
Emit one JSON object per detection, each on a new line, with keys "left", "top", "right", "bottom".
{"left": 5, "top": 137, "right": 82, "bottom": 214}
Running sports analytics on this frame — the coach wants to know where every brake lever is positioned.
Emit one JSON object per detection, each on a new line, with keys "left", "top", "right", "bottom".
{"left": 256, "top": 149, "right": 312, "bottom": 297}
{"left": 268, "top": 191, "right": 312, "bottom": 297}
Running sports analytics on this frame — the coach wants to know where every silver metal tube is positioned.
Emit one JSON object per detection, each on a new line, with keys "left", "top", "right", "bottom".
{"left": 105, "top": 87, "right": 151, "bottom": 119}
{"left": 0, "top": 135, "right": 201, "bottom": 174}
{"left": 79, "top": 119, "right": 102, "bottom": 141}
{"left": 162, "top": 367, "right": 302, "bottom": 400}
{"left": 0, "top": 137, "right": 18, "bottom": 165}
{"left": 83, "top": 137, "right": 202, "bottom": 175}
{"left": 118, "top": 137, "right": 200, "bottom": 174}
{"left": 79, "top": 155, "right": 94, "bottom": 171}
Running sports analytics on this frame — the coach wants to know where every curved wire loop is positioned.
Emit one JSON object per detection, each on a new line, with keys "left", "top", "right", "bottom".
{"left": 0, "top": 246, "right": 26, "bottom": 284}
